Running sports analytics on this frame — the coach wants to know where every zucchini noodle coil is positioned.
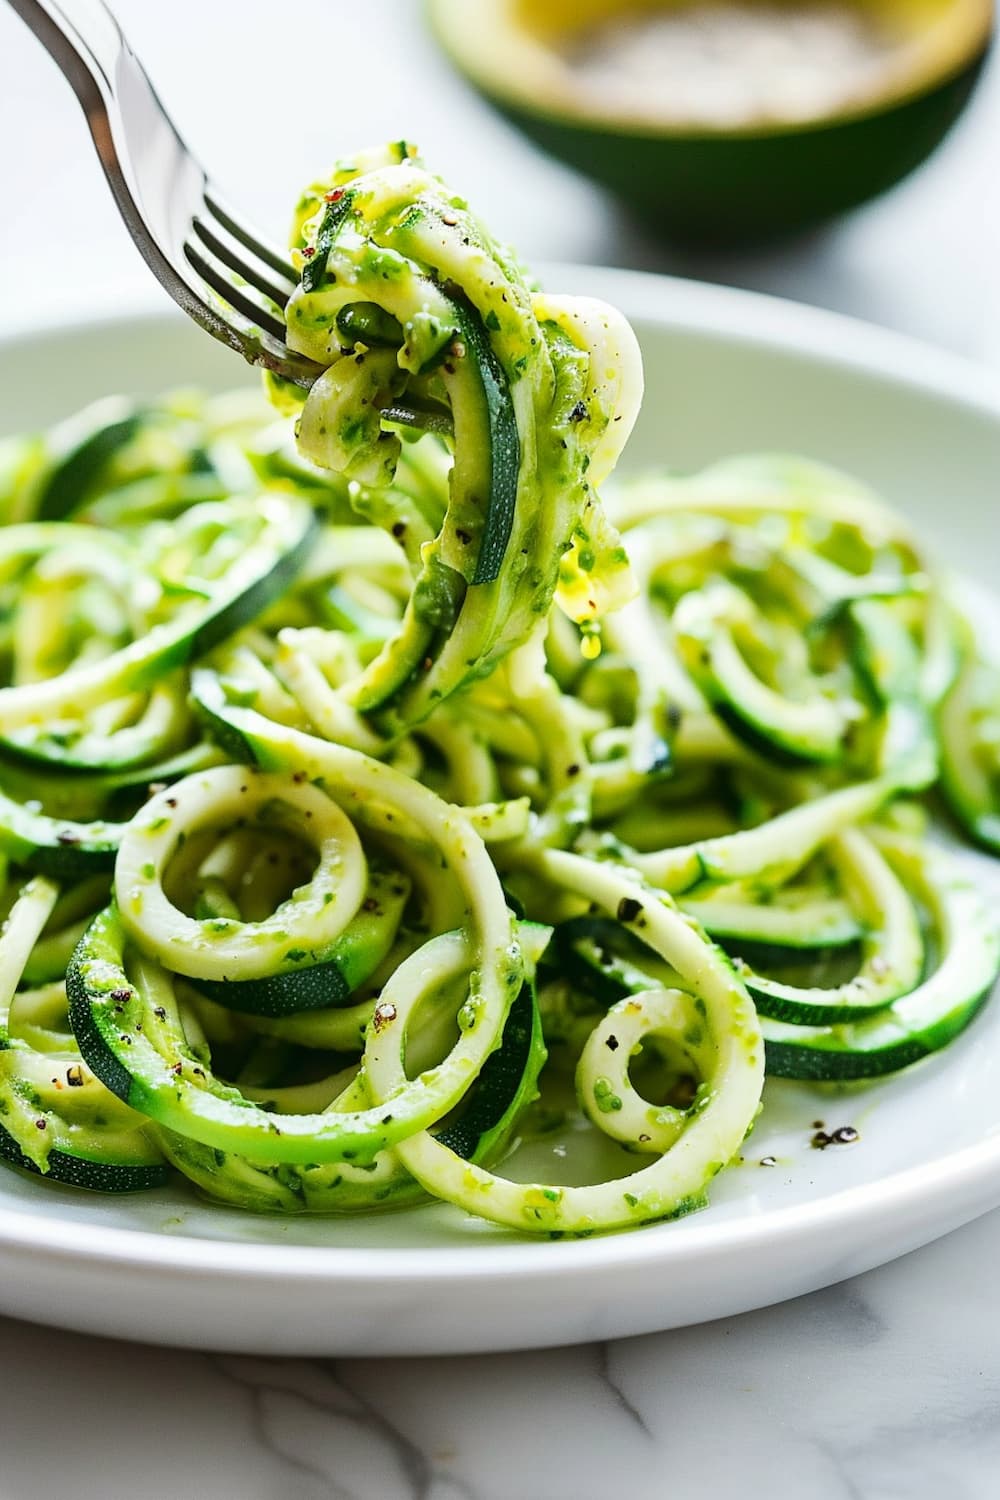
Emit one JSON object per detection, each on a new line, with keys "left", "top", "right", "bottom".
{"left": 272, "top": 141, "right": 642, "bottom": 731}
{"left": 0, "top": 147, "right": 995, "bottom": 1235}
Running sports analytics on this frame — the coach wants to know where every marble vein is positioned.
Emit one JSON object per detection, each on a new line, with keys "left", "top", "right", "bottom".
{"left": 209, "top": 1355, "right": 356, "bottom": 1499}
{"left": 318, "top": 1359, "right": 477, "bottom": 1500}
{"left": 210, "top": 1354, "right": 477, "bottom": 1500}
{"left": 811, "top": 1436, "right": 871, "bottom": 1500}
{"left": 596, "top": 1341, "right": 653, "bottom": 1441}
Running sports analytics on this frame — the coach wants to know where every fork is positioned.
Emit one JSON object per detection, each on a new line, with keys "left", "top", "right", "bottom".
{"left": 8, "top": 0, "right": 323, "bottom": 386}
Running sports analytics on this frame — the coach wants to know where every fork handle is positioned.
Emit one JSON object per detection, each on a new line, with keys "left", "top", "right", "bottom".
{"left": 7, "top": 0, "right": 127, "bottom": 115}
{"left": 7, "top": 0, "right": 191, "bottom": 255}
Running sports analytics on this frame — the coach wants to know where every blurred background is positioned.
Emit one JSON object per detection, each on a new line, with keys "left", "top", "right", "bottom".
{"left": 0, "top": 0, "right": 996, "bottom": 362}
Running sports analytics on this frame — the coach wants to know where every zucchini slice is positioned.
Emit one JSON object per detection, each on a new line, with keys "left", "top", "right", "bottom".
{"left": 67, "top": 914, "right": 520, "bottom": 1168}
{"left": 114, "top": 766, "right": 369, "bottom": 985}
{"left": 0, "top": 875, "right": 167, "bottom": 1192}
{"left": 0, "top": 1047, "right": 168, "bottom": 1194}
{"left": 674, "top": 580, "right": 856, "bottom": 765}
{"left": 0, "top": 742, "right": 224, "bottom": 877}
{"left": 365, "top": 849, "right": 763, "bottom": 1234}
{"left": 0, "top": 495, "right": 318, "bottom": 748}
{"left": 762, "top": 839, "right": 999, "bottom": 1080}
{"left": 733, "top": 830, "right": 925, "bottom": 1025}
{"left": 679, "top": 890, "right": 863, "bottom": 950}
{"left": 939, "top": 648, "right": 1000, "bottom": 855}
{"left": 35, "top": 399, "right": 145, "bottom": 521}
{"left": 156, "top": 938, "right": 548, "bottom": 1215}
{"left": 281, "top": 144, "right": 638, "bottom": 732}
{"left": 0, "top": 788, "right": 123, "bottom": 877}
{"left": 191, "top": 865, "right": 411, "bottom": 1017}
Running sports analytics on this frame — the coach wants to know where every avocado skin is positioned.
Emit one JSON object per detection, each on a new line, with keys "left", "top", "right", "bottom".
{"left": 464, "top": 49, "right": 989, "bottom": 245}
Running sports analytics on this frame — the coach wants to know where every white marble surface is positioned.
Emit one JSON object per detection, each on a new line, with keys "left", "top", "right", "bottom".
{"left": 1, "top": 1, "right": 999, "bottom": 1493}
{"left": 3, "top": 1207, "right": 1000, "bottom": 1498}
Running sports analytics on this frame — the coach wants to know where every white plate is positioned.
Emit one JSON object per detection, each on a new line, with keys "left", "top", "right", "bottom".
{"left": 2, "top": 272, "right": 1000, "bottom": 1357}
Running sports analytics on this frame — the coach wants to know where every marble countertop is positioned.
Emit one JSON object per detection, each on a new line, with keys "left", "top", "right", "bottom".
{"left": 0, "top": 1, "right": 998, "bottom": 1494}
{"left": 4, "top": 1208, "right": 1000, "bottom": 1498}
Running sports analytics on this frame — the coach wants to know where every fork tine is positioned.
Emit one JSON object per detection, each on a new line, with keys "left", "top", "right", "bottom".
{"left": 184, "top": 235, "right": 446, "bottom": 402}
{"left": 180, "top": 245, "right": 320, "bottom": 382}
{"left": 183, "top": 238, "right": 290, "bottom": 345}
{"left": 203, "top": 187, "right": 300, "bottom": 283}
{"left": 179, "top": 243, "right": 323, "bottom": 384}
{"left": 191, "top": 214, "right": 295, "bottom": 310}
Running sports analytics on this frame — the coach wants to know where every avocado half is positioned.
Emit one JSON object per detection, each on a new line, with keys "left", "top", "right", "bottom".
{"left": 428, "top": 0, "right": 993, "bottom": 243}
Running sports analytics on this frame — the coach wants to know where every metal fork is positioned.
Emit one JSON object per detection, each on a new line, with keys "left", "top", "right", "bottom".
{"left": 8, "top": 0, "right": 323, "bottom": 386}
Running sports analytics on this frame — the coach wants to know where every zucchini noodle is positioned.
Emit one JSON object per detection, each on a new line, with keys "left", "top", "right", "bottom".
{"left": 0, "top": 149, "right": 995, "bottom": 1235}
{"left": 272, "top": 141, "right": 642, "bottom": 732}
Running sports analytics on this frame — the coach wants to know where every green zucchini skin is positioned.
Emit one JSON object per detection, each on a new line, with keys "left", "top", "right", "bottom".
{"left": 732, "top": 832, "right": 925, "bottom": 1026}
{"left": 938, "top": 649, "right": 1000, "bottom": 855}
{"left": 709, "top": 704, "right": 835, "bottom": 768}
{"left": 0, "top": 681, "right": 191, "bottom": 773}
{"left": 760, "top": 990, "right": 993, "bottom": 1082}
{"left": 282, "top": 144, "right": 639, "bottom": 736}
{"left": 453, "top": 295, "right": 520, "bottom": 588}
{"left": 0, "top": 493, "right": 319, "bottom": 883}
{"left": 300, "top": 188, "right": 356, "bottom": 293}
{"left": 546, "top": 839, "right": 999, "bottom": 1085}
{"left": 190, "top": 668, "right": 261, "bottom": 766}
{"left": 0, "top": 496, "right": 320, "bottom": 767}
{"left": 66, "top": 918, "right": 548, "bottom": 1217}
{"left": 0, "top": 1125, "right": 169, "bottom": 1193}
{"left": 0, "top": 1020, "right": 169, "bottom": 1194}
{"left": 679, "top": 895, "right": 863, "bottom": 952}
{"left": 67, "top": 907, "right": 524, "bottom": 1169}
{"left": 546, "top": 915, "right": 655, "bottom": 1008}
{"left": 182, "top": 507, "right": 321, "bottom": 666}
{"left": 0, "top": 744, "right": 224, "bottom": 878}
{"left": 336, "top": 295, "right": 520, "bottom": 716}
{"left": 152, "top": 1127, "right": 426, "bottom": 1215}
{"left": 0, "top": 790, "right": 122, "bottom": 877}
{"left": 61, "top": 941, "right": 136, "bottom": 1115}
{"left": 152, "top": 966, "right": 546, "bottom": 1215}
{"left": 847, "top": 598, "right": 938, "bottom": 778}
{"left": 761, "top": 842, "right": 1000, "bottom": 1080}
{"left": 436, "top": 969, "right": 546, "bottom": 1165}
{"left": 190, "top": 867, "right": 411, "bottom": 1017}
{"left": 0, "top": 742, "right": 223, "bottom": 818}
{"left": 36, "top": 403, "right": 145, "bottom": 521}
{"left": 674, "top": 584, "right": 853, "bottom": 766}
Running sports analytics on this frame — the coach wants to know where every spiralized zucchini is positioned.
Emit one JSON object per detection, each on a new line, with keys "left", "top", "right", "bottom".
{"left": 272, "top": 141, "right": 642, "bottom": 732}
{"left": 0, "top": 153, "right": 996, "bottom": 1235}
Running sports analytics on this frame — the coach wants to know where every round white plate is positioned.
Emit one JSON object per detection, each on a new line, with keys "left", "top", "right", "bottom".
{"left": 3, "top": 272, "right": 1000, "bottom": 1357}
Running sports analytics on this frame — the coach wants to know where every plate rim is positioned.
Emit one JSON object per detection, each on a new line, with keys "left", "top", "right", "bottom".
{"left": 2, "top": 273, "right": 1000, "bottom": 1293}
